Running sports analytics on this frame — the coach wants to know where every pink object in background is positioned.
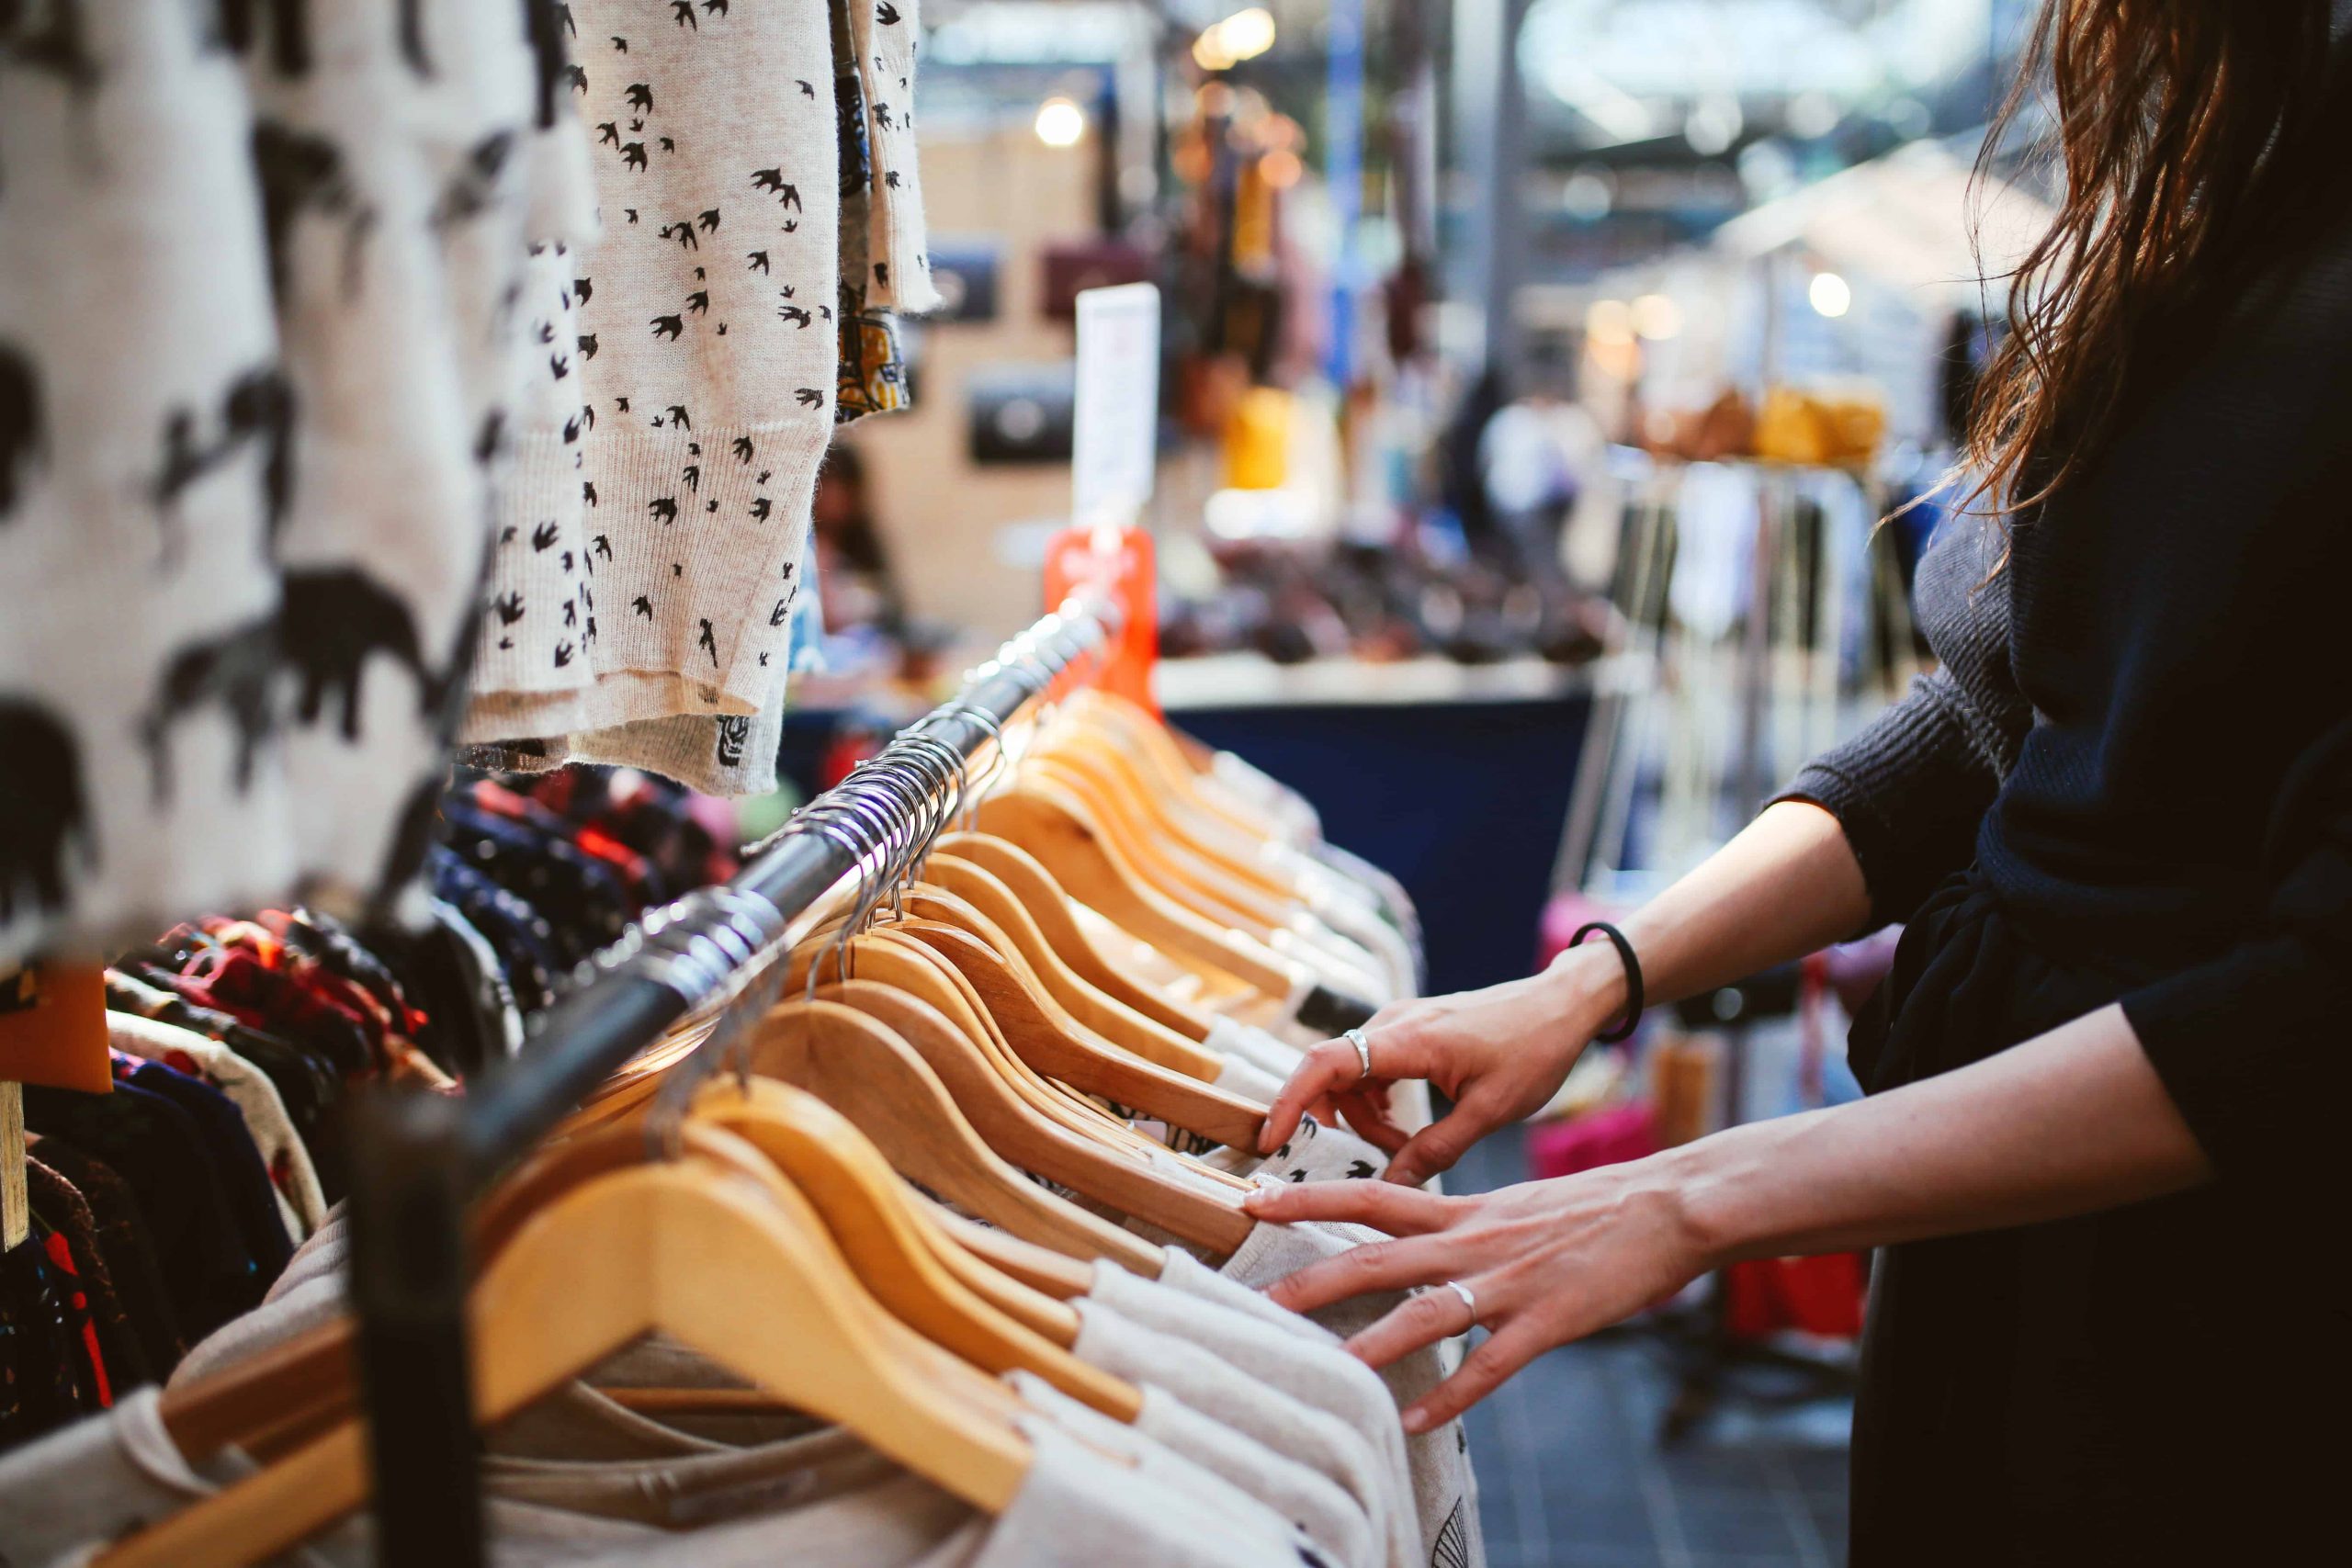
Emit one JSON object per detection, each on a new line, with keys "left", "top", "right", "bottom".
{"left": 1525, "top": 1100, "right": 1660, "bottom": 1181}
{"left": 1537, "top": 890, "right": 1627, "bottom": 973}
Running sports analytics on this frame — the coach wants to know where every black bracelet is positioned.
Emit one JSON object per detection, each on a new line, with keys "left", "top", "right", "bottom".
{"left": 1569, "top": 921, "right": 1645, "bottom": 1043}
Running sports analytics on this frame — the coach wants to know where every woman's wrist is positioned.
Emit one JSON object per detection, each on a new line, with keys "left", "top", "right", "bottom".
{"left": 1650, "top": 1111, "right": 1822, "bottom": 1270}
{"left": 1544, "top": 938, "right": 1632, "bottom": 1029}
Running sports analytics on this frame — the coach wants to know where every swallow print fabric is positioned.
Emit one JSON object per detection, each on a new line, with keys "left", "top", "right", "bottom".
{"left": 460, "top": 0, "right": 844, "bottom": 750}
{"left": 0, "top": 1, "right": 581, "bottom": 967}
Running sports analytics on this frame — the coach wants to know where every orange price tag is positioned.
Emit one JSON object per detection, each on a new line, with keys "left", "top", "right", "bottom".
{"left": 0, "top": 962, "right": 113, "bottom": 1094}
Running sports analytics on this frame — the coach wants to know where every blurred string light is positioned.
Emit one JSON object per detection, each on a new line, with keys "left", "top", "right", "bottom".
{"left": 1808, "top": 270, "right": 1852, "bottom": 318}
{"left": 1632, "top": 293, "right": 1682, "bottom": 341}
{"left": 1035, "top": 96, "right": 1088, "bottom": 147}
{"left": 1560, "top": 169, "right": 1612, "bottom": 220}
{"left": 1584, "top": 298, "right": 1642, "bottom": 378}
{"left": 1193, "top": 7, "right": 1275, "bottom": 72}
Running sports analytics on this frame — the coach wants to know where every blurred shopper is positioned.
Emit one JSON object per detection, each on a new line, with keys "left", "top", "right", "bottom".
{"left": 1249, "top": 6, "right": 2352, "bottom": 1563}
{"left": 810, "top": 446, "right": 905, "bottom": 637}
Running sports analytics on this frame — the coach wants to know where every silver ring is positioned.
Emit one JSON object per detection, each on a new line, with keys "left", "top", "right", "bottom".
{"left": 1344, "top": 1027, "right": 1373, "bottom": 1081}
{"left": 1444, "top": 1279, "right": 1479, "bottom": 1329}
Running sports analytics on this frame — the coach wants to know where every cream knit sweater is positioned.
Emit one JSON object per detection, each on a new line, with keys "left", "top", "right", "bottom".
{"left": 461, "top": 0, "right": 844, "bottom": 745}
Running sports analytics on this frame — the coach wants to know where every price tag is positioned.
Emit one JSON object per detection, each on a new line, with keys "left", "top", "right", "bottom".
{"left": 1071, "top": 283, "right": 1161, "bottom": 528}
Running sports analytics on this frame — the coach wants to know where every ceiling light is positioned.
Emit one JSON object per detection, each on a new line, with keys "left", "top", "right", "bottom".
{"left": 1808, "top": 270, "right": 1851, "bottom": 319}
{"left": 1035, "top": 96, "right": 1087, "bottom": 148}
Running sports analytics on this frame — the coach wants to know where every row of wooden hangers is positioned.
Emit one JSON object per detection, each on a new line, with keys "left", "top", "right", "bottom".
{"left": 98, "top": 683, "right": 1387, "bottom": 1568}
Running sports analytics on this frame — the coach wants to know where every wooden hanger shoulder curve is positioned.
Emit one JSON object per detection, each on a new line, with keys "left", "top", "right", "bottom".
{"left": 686, "top": 1071, "right": 1138, "bottom": 1420}
{"left": 971, "top": 785, "right": 1300, "bottom": 998}
{"left": 106, "top": 1147, "right": 1030, "bottom": 1568}
{"left": 895, "top": 919, "right": 1266, "bottom": 1154}
{"left": 932, "top": 833, "right": 1216, "bottom": 1043}
{"left": 784, "top": 982, "right": 1168, "bottom": 1277}
{"left": 922, "top": 853, "right": 1217, "bottom": 1069}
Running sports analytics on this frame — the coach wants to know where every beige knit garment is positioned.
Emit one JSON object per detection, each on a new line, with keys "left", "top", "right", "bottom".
{"left": 462, "top": 0, "right": 842, "bottom": 742}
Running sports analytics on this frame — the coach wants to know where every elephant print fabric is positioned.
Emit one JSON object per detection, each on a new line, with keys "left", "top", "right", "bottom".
{"left": 459, "top": 0, "right": 842, "bottom": 755}
{"left": 0, "top": 1, "right": 582, "bottom": 965}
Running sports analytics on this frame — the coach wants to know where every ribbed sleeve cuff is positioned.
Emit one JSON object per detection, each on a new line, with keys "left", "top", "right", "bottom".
{"left": 2120, "top": 938, "right": 2349, "bottom": 1190}
{"left": 1772, "top": 671, "right": 2001, "bottom": 928}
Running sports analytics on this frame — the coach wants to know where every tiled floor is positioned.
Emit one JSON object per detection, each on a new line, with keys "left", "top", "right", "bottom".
{"left": 1450, "top": 1129, "right": 1853, "bottom": 1568}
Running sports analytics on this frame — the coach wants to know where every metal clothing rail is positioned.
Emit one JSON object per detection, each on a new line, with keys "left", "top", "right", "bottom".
{"left": 342, "top": 598, "right": 1119, "bottom": 1568}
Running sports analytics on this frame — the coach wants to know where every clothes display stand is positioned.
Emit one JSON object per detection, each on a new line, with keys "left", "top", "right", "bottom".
{"left": 345, "top": 598, "right": 1123, "bottom": 1568}
{"left": 1558, "top": 455, "right": 1918, "bottom": 1442}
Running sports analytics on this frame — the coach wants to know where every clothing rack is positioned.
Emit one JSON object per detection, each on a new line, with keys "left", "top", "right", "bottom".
{"left": 342, "top": 597, "right": 1121, "bottom": 1568}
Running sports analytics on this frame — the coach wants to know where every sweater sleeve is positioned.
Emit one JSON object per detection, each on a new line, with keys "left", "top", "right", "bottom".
{"left": 2119, "top": 719, "right": 2352, "bottom": 1189}
{"left": 1776, "top": 666, "right": 2004, "bottom": 928}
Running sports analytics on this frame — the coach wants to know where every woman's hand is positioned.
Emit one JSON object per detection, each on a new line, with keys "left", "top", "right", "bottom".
{"left": 1243, "top": 1003, "right": 2215, "bottom": 1432}
{"left": 1260, "top": 944, "right": 1633, "bottom": 1187}
{"left": 1239, "top": 1160, "right": 1713, "bottom": 1432}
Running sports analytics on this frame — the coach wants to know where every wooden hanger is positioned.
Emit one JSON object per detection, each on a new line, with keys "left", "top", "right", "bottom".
{"left": 746, "top": 982, "right": 1155, "bottom": 1279}
{"left": 1027, "top": 713, "right": 1311, "bottom": 905}
{"left": 685, "top": 1071, "right": 1141, "bottom": 1419}
{"left": 922, "top": 852, "right": 1215, "bottom": 1066}
{"left": 1034, "top": 718, "right": 1306, "bottom": 906}
{"left": 107, "top": 1130, "right": 1031, "bottom": 1568}
{"left": 933, "top": 832, "right": 1216, "bottom": 1043}
{"left": 972, "top": 784, "right": 1302, "bottom": 1000}
{"left": 893, "top": 879, "right": 1223, "bottom": 1086}
{"left": 1021, "top": 747, "right": 1391, "bottom": 998}
{"left": 1023, "top": 751, "right": 1295, "bottom": 939}
{"left": 808, "top": 976, "right": 1251, "bottom": 1255}
{"left": 155, "top": 1114, "right": 790, "bottom": 1462}
{"left": 787, "top": 927, "right": 1154, "bottom": 1155}
{"left": 1064, "top": 688, "right": 1299, "bottom": 842}
{"left": 893, "top": 919, "right": 1267, "bottom": 1155}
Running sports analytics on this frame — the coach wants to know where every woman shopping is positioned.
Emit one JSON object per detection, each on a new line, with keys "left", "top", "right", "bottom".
{"left": 1246, "top": 4, "right": 2352, "bottom": 1562}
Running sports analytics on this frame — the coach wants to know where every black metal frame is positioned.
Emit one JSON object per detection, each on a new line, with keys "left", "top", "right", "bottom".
{"left": 343, "top": 599, "right": 1116, "bottom": 1566}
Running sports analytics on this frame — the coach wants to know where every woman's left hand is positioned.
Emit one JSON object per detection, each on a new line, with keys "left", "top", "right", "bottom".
{"left": 1240, "top": 1159, "right": 1716, "bottom": 1433}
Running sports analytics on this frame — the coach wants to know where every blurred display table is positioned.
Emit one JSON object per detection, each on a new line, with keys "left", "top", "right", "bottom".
{"left": 1157, "top": 655, "right": 1621, "bottom": 996}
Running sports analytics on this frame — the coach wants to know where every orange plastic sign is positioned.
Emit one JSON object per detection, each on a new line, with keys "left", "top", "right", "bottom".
{"left": 0, "top": 962, "right": 112, "bottom": 1094}
{"left": 1043, "top": 524, "right": 1159, "bottom": 717}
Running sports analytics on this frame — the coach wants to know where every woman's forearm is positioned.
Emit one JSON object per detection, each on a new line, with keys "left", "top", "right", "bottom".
{"left": 1672, "top": 1002, "right": 2211, "bottom": 1264}
{"left": 1564, "top": 799, "right": 1872, "bottom": 1012}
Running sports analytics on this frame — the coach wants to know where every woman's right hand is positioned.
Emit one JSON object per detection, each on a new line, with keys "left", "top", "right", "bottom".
{"left": 1259, "top": 942, "right": 1634, "bottom": 1187}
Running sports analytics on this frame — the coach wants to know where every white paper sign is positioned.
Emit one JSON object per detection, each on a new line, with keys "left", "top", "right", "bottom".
{"left": 1071, "top": 282, "right": 1161, "bottom": 528}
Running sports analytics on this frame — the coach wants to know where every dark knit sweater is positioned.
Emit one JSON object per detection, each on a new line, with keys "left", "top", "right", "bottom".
{"left": 1782, "top": 161, "right": 2352, "bottom": 1186}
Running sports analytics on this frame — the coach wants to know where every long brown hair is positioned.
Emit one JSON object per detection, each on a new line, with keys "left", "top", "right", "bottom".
{"left": 1961, "top": 1, "right": 2341, "bottom": 521}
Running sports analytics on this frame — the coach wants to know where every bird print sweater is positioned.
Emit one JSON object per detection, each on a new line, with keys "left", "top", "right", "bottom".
{"left": 461, "top": 0, "right": 851, "bottom": 747}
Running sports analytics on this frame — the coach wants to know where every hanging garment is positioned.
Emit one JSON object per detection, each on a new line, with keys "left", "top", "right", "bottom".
{"left": 0, "top": 1226, "right": 100, "bottom": 1450}
{"left": 0, "top": 1, "right": 569, "bottom": 966}
{"left": 21, "top": 1076, "right": 267, "bottom": 1346}
{"left": 1069, "top": 1296, "right": 1413, "bottom": 1568}
{"left": 830, "top": 0, "right": 911, "bottom": 423}
{"left": 104, "top": 1011, "right": 328, "bottom": 1242}
{"left": 463, "top": 0, "right": 843, "bottom": 744}
{"left": 1109, "top": 1156, "right": 1485, "bottom": 1568}
{"left": 22, "top": 1157, "right": 143, "bottom": 1403}
{"left": 20, "top": 1140, "right": 184, "bottom": 1383}
{"left": 846, "top": 0, "right": 939, "bottom": 315}
{"left": 1023, "top": 1365, "right": 1375, "bottom": 1567}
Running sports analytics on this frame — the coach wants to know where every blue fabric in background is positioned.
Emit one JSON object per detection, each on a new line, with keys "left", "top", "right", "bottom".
{"left": 1174, "top": 694, "right": 1594, "bottom": 996}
